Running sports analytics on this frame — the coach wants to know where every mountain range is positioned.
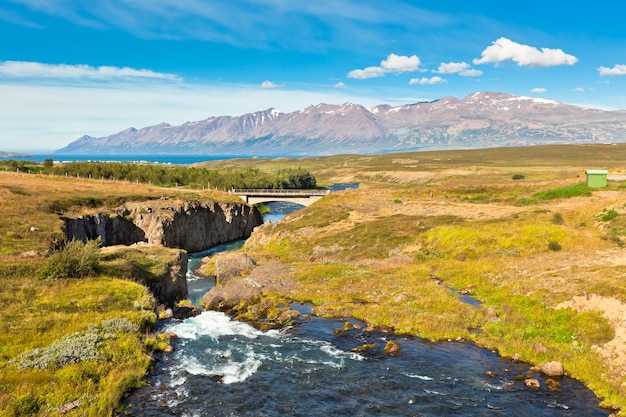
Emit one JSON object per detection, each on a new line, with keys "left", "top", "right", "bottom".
{"left": 0, "top": 151, "right": 32, "bottom": 158}
{"left": 56, "top": 92, "right": 626, "bottom": 156}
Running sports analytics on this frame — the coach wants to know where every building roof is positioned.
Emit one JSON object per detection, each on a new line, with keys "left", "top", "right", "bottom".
{"left": 585, "top": 170, "right": 608, "bottom": 175}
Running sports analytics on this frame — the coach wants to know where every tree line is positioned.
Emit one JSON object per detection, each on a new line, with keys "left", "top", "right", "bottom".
{"left": 37, "top": 162, "right": 318, "bottom": 190}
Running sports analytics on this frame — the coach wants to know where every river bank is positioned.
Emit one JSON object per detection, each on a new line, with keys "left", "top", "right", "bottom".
{"left": 122, "top": 228, "right": 612, "bottom": 416}
{"left": 219, "top": 179, "right": 626, "bottom": 414}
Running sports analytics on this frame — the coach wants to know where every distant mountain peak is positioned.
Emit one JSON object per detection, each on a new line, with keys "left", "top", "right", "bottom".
{"left": 56, "top": 91, "right": 626, "bottom": 157}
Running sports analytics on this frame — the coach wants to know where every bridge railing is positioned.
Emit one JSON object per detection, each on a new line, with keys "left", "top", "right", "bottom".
{"left": 229, "top": 189, "right": 329, "bottom": 196}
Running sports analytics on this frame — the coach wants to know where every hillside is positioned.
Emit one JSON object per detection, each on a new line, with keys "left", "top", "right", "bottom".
{"left": 57, "top": 92, "right": 626, "bottom": 156}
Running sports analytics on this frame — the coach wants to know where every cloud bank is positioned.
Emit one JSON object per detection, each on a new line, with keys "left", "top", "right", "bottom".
{"left": 0, "top": 61, "right": 180, "bottom": 80}
{"left": 598, "top": 64, "right": 626, "bottom": 76}
{"left": 473, "top": 37, "right": 578, "bottom": 67}
{"left": 436, "top": 62, "right": 483, "bottom": 77}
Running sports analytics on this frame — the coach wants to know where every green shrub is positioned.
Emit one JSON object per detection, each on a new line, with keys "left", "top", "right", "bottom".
{"left": 36, "top": 239, "right": 100, "bottom": 280}
{"left": 99, "top": 317, "right": 140, "bottom": 335}
{"left": 12, "top": 393, "right": 42, "bottom": 416}
{"left": 512, "top": 173, "right": 525, "bottom": 180}
{"left": 551, "top": 213, "right": 564, "bottom": 225}
{"left": 462, "top": 194, "right": 488, "bottom": 202}
{"left": 13, "top": 332, "right": 103, "bottom": 370}
{"left": 516, "top": 198, "right": 536, "bottom": 206}
{"left": 548, "top": 240, "right": 562, "bottom": 251}
{"left": 415, "top": 247, "right": 445, "bottom": 261}
{"left": 12, "top": 318, "right": 139, "bottom": 371}
{"left": 599, "top": 208, "right": 619, "bottom": 222}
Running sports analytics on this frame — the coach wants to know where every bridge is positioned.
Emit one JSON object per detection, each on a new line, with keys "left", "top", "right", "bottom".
{"left": 229, "top": 189, "right": 330, "bottom": 206}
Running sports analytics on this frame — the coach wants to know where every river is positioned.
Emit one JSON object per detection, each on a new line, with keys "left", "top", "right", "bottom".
{"left": 121, "top": 201, "right": 609, "bottom": 416}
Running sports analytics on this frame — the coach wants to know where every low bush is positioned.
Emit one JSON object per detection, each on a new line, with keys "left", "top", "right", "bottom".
{"left": 599, "top": 208, "right": 619, "bottom": 222}
{"left": 548, "top": 240, "right": 562, "bottom": 251}
{"left": 13, "top": 332, "right": 103, "bottom": 371}
{"left": 551, "top": 212, "right": 564, "bottom": 225}
{"left": 12, "top": 318, "right": 139, "bottom": 371}
{"left": 36, "top": 239, "right": 100, "bottom": 280}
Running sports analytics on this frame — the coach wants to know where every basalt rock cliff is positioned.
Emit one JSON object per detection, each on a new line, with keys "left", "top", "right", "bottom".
{"left": 63, "top": 199, "right": 263, "bottom": 253}
{"left": 63, "top": 198, "right": 262, "bottom": 307}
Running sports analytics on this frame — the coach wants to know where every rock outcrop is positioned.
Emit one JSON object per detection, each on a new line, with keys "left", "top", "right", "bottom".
{"left": 202, "top": 259, "right": 295, "bottom": 311}
{"left": 63, "top": 199, "right": 263, "bottom": 253}
{"left": 63, "top": 213, "right": 145, "bottom": 246}
{"left": 215, "top": 253, "right": 257, "bottom": 286}
{"left": 146, "top": 248, "right": 189, "bottom": 308}
{"left": 99, "top": 244, "right": 189, "bottom": 307}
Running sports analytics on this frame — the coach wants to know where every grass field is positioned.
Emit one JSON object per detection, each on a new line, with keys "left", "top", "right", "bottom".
{"left": 2, "top": 143, "right": 626, "bottom": 415}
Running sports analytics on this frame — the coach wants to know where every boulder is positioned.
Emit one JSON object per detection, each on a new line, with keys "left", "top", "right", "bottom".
{"left": 384, "top": 340, "right": 401, "bottom": 356}
{"left": 202, "top": 261, "right": 294, "bottom": 313}
{"left": 277, "top": 308, "right": 301, "bottom": 324}
{"left": 202, "top": 279, "right": 262, "bottom": 311}
{"left": 524, "top": 378, "right": 541, "bottom": 389}
{"left": 545, "top": 378, "right": 561, "bottom": 391}
{"left": 540, "top": 361, "right": 565, "bottom": 377}
{"left": 215, "top": 254, "right": 256, "bottom": 285}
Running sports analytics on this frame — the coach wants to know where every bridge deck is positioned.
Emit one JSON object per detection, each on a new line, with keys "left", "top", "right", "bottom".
{"left": 230, "top": 189, "right": 329, "bottom": 197}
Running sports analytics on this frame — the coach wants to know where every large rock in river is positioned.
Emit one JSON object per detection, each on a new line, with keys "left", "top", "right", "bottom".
{"left": 540, "top": 361, "right": 565, "bottom": 377}
{"left": 202, "top": 259, "right": 295, "bottom": 312}
{"left": 215, "top": 253, "right": 257, "bottom": 285}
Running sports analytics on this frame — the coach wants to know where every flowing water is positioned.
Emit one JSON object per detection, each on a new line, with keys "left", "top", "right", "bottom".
{"left": 121, "top": 201, "right": 609, "bottom": 417}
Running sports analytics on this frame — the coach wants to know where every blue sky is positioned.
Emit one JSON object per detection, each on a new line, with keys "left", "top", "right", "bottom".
{"left": 1, "top": 0, "right": 626, "bottom": 153}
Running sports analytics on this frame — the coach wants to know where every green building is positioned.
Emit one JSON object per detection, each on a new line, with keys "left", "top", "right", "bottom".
{"left": 585, "top": 169, "right": 608, "bottom": 188}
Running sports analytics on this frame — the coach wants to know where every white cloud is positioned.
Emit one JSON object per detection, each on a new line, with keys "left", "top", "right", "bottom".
{"left": 572, "top": 87, "right": 585, "bottom": 92}
{"left": 380, "top": 53, "right": 421, "bottom": 72}
{"left": 473, "top": 37, "right": 578, "bottom": 67}
{"left": 531, "top": 87, "right": 546, "bottom": 93}
{"left": 409, "top": 76, "right": 447, "bottom": 85}
{"left": 261, "top": 80, "right": 279, "bottom": 89}
{"left": 348, "top": 53, "right": 422, "bottom": 79}
{"left": 598, "top": 64, "right": 626, "bottom": 76}
{"left": 334, "top": 82, "right": 346, "bottom": 88}
{"left": 436, "top": 62, "right": 482, "bottom": 77}
{"left": 437, "top": 62, "right": 469, "bottom": 74}
{"left": 459, "top": 69, "right": 482, "bottom": 77}
{"left": 348, "top": 66, "right": 387, "bottom": 79}
{"left": 0, "top": 61, "right": 180, "bottom": 80}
